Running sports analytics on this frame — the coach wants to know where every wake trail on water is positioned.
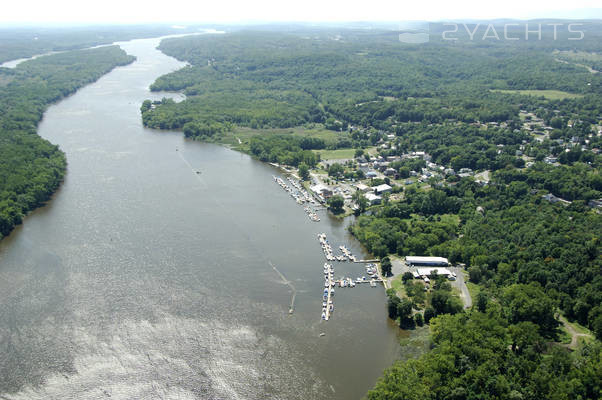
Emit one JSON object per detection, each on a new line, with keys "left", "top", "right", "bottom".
{"left": 177, "top": 148, "right": 297, "bottom": 313}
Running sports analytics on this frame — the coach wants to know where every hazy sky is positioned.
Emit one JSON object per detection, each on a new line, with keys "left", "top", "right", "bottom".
{"left": 2, "top": 0, "right": 601, "bottom": 24}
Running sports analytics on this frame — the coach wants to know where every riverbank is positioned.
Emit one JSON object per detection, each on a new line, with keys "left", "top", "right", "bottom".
{"left": 0, "top": 46, "right": 136, "bottom": 242}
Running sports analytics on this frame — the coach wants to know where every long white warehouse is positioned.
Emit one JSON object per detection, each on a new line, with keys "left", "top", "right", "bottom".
{"left": 405, "top": 256, "right": 449, "bottom": 266}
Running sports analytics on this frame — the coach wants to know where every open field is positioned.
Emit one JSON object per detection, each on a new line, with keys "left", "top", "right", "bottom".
{"left": 313, "top": 146, "right": 377, "bottom": 160}
{"left": 491, "top": 89, "right": 583, "bottom": 100}
{"left": 313, "top": 148, "right": 356, "bottom": 160}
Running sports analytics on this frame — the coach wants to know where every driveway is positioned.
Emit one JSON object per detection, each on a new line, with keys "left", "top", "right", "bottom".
{"left": 450, "top": 266, "right": 472, "bottom": 309}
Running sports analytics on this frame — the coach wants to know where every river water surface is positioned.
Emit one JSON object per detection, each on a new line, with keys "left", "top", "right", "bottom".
{"left": 0, "top": 37, "right": 401, "bottom": 399}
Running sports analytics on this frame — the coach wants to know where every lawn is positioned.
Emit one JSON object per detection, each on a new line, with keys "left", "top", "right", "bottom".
{"left": 390, "top": 275, "right": 408, "bottom": 299}
{"left": 492, "top": 89, "right": 583, "bottom": 100}
{"left": 313, "top": 148, "right": 357, "bottom": 160}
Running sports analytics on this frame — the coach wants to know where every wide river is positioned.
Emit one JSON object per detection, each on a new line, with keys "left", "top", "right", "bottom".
{"left": 0, "top": 37, "right": 402, "bottom": 399}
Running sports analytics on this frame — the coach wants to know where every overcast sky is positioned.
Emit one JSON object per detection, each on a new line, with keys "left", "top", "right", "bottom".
{"left": 2, "top": 0, "right": 601, "bottom": 24}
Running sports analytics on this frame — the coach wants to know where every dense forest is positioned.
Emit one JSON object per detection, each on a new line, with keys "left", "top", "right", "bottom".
{"left": 0, "top": 46, "right": 135, "bottom": 239}
{"left": 144, "top": 25, "right": 602, "bottom": 399}
{"left": 0, "top": 25, "right": 205, "bottom": 64}
{"left": 142, "top": 25, "right": 601, "bottom": 133}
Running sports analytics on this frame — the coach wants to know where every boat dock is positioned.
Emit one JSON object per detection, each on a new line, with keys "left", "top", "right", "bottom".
{"left": 322, "top": 263, "right": 335, "bottom": 320}
{"left": 321, "top": 270, "right": 383, "bottom": 320}
{"left": 273, "top": 175, "right": 321, "bottom": 221}
{"left": 318, "top": 233, "right": 359, "bottom": 262}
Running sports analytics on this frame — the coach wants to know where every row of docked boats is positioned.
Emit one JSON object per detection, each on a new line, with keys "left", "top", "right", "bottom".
{"left": 336, "top": 276, "right": 381, "bottom": 288}
{"left": 304, "top": 206, "right": 320, "bottom": 222}
{"left": 365, "top": 263, "right": 379, "bottom": 277}
{"left": 286, "top": 176, "right": 317, "bottom": 205}
{"left": 322, "top": 263, "right": 335, "bottom": 320}
{"left": 273, "top": 175, "right": 320, "bottom": 222}
{"left": 317, "top": 233, "right": 357, "bottom": 262}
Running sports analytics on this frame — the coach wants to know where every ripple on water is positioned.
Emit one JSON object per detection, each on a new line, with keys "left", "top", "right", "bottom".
{"left": 4, "top": 315, "right": 326, "bottom": 400}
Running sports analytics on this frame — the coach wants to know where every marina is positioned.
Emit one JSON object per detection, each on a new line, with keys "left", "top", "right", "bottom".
{"left": 318, "top": 234, "right": 383, "bottom": 321}
{"left": 273, "top": 175, "right": 321, "bottom": 221}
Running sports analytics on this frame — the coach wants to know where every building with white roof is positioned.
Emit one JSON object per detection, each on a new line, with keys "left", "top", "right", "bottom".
{"left": 373, "top": 184, "right": 392, "bottom": 194}
{"left": 406, "top": 256, "right": 449, "bottom": 266}
{"left": 364, "top": 192, "right": 382, "bottom": 205}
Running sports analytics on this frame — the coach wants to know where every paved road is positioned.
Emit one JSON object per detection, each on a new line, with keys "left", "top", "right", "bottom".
{"left": 390, "top": 257, "right": 409, "bottom": 277}
{"left": 450, "top": 267, "right": 472, "bottom": 309}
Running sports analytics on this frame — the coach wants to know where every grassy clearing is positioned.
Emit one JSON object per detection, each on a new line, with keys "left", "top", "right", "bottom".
{"left": 313, "top": 148, "right": 356, "bottom": 160}
{"left": 390, "top": 275, "right": 408, "bottom": 299}
{"left": 313, "top": 146, "right": 377, "bottom": 161}
{"left": 561, "top": 316, "right": 593, "bottom": 336}
{"left": 234, "top": 125, "right": 343, "bottom": 142}
{"left": 557, "top": 326, "right": 573, "bottom": 344}
{"left": 216, "top": 125, "right": 348, "bottom": 151}
{"left": 492, "top": 89, "right": 583, "bottom": 100}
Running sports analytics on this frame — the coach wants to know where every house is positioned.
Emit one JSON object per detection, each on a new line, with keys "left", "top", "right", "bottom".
{"left": 364, "top": 192, "right": 382, "bottom": 205}
{"left": 383, "top": 168, "right": 396, "bottom": 176}
{"left": 374, "top": 184, "right": 393, "bottom": 194}
{"left": 365, "top": 171, "right": 378, "bottom": 178}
